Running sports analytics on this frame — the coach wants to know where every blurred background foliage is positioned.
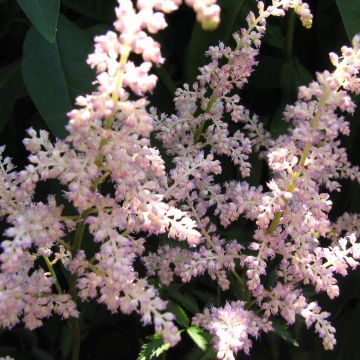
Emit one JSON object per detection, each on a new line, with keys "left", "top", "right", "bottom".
{"left": 0, "top": 0, "right": 360, "bottom": 359}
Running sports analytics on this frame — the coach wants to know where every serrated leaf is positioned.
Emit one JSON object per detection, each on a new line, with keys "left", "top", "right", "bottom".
{"left": 272, "top": 318, "right": 299, "bottom": 347}
{"left": 167, "top": 302, "right": 190, "bottom": 328}
{"left": 22, "top": 15, "right": 94, "bottom": 138}
{"left": 336, "top": 0, "right": 360, "bottom": 42}
{"left": 167, "top": 286, "right": 199, "bottom": 314}
{"left": 0, "top": 61, "right": 26, "bottom": 132}
{"left": 187, "top": 326, "right": 208, "bottom": 351}
{"left": 137, "top": 334, "right": 171, "bottom": 360}
{"left": 61, "top": 0, "right": 116, "bottom": 23}
{"left": 17, "top": 0, "right": 60, "bottom": 42}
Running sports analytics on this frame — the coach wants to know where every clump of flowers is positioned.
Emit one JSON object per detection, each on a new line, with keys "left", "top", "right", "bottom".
{"left": 0, "top": 0, "right": 220, "bottom": 347}
{"left": 0, "top": 0, "right": 359, "bottom": 359}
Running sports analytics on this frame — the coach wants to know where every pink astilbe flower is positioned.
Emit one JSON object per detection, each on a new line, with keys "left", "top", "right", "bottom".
{"left": 0, "top": 0, "right": 221, "bottom": 346}
{"left": 217, "top": 28, "right": 359, "bottom": 358}
{"left": 144, "top": 240, "right": 243, "bottom": 289}
{"left": 0, "top": 256, "right": 78, "bottom": 330}
{"left": 0, "top": 0, "right": 359, "bottom": 358}
{"left": 239, "top": 32, "right": 360, "bottom": 302}
{"left": 301, "top": 302, "right": 336, "bottom": 350}
{"left": 331, "top": 212, "right": 360, "bottom": 239}
{"left": 193, "top": 301, "right": 272, "bottom": 360}
{"left": 145, "top": 1, "right": 360, "bottom": 358}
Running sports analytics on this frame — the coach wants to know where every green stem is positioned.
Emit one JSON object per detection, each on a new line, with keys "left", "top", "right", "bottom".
{"left": 69, "top": 209, "right": 91, "bottom": 360}
{"left": 43, "top": 256, "right": 63, "bottom": 294}
{"left": 231, "top": 270, "right": 249, "bottom": 294}
{"left": 266, "top": 88, "right": 330, "bottom": 235}
{"left": 266, "top": 211, "right": 283, "bottom": 235}
{"left": 104, "top": 46, "right": 131, "bottom": 130}
{"left": 56, "top": 238, "right": 72, "bottom": 251}
{"left": 231, "top": 269, "right": 252, "bottom": 303}
{"left": 193, "top": 93, "right": 217, "bottom": 143}
{"left": 91, "top": 171, "right": 111, "bottom": 190}
{"left": 286, "top": 10, "right": 296, "bottom": 59}
{"left": 70, "top": 318, "right": 81, "bottom": 360}
{"left": 231, "top": 269, "right": 245, "bottom": 289}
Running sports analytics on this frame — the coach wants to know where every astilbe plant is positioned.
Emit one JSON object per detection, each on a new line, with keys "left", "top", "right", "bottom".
{"left": 0, "top": 0, "right": 359, "bottom": 359}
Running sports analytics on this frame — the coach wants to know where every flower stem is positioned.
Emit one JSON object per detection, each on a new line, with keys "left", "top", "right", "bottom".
{"left": 43, "top": 256, "right": 63, "bottom": 294}
{"left": 193, "top": 93, "right": 217, "bottom": 143}
{"left": 231, "top": 269, "right": 252, "bottom": 304}
{"left": 286, "top": 10, "right": 296, "bottom": 59}
{"left": 70, "top": 318, "right": 81, "bottom": 360}
{"left": 104, "top": 45, "right": 131, "bottom": 130}
{"left": 69, "top": 209, "right": 92, "bottom": 360}
{"left": 266, "top": 88, "right": 330, "bottom": 235}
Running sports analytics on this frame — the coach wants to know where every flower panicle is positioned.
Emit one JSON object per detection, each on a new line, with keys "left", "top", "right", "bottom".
{"left": 0, "top": 0, "right": 359, "bottom": 359}
{"left": 0, "top": 0, "right": 221, "bottom": 345}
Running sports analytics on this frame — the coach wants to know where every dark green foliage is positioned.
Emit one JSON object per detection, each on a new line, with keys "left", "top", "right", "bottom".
{"left": 22, "top": 15, "right": 94, "bottom": 138}
{"left": 17, "top": 0, "right": 60, "bottom": 42}
{"left": 137, "top": 334, "right": 171, "bottom": 360}
{"left": 186, "top": 327, "right": 208, "bottom": 351}
{"left": 336, "top": 0, "right": 360, "bottom": 41}
{"left": 0, "top": 61, "right": 26, "bottom": 132}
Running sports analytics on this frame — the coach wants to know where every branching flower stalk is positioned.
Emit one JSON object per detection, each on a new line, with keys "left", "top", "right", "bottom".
{"left": 0, "top": 1, "right": 359, "bottom": 360}
{"left": 146, "top": 0, "right": 360, "bottom": 358}
{"left": 0, "top": 0, "right": 221, "bottom": 358}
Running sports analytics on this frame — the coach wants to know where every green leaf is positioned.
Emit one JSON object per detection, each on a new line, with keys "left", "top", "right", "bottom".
{"left": 153, "top": 65, "right": 176, "bottom": 95}
{"left": 167, "top": 286, "right": 199, "bottom": 314}
{"left": 17, "top": 0, "right": 59, "bottom": 42}
{"left": 61, "top": 0, "right": 116, "bottom": 23}
{"left": 59, "top": 324, "right": 73, "bottom": 357}
{"left": 270, "top": 57, "right": 312, "bottom": 137}
{"left": 192, "top": 289, "right": 216, "bottom": 307}
{"left": 22, "top": 15, "right": 95, "bottom": 138}
{"left": 186, "top": 326, "right": 208, "bottom": 351}
{"left": 186, "top": 347, "right": 217, "bottom": 360}
{"left": 263, "top": 24, "right": 285, "bottom": 50}
{"left": 137, "top": 334, "right": 171, "bottom": 360}
{"left": 31, "top": 346, "right": 56, "bottom": 360}
{"left": 336, "top": 0, "right": 360, "bottom": 42}
{"left": 167, "top": 302, "right": 190, "bottom": 328}
{"left": 280, "top": 58, "right": 312, "bottom": 95}
{"left": 0, "top": 61, "right": 26, "bottom": 132}
{"left": 272, "top": 318, "right": 299, "bottom": 347}
{"left": 186, "top": 0, "right": 247, "bottom": 83}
